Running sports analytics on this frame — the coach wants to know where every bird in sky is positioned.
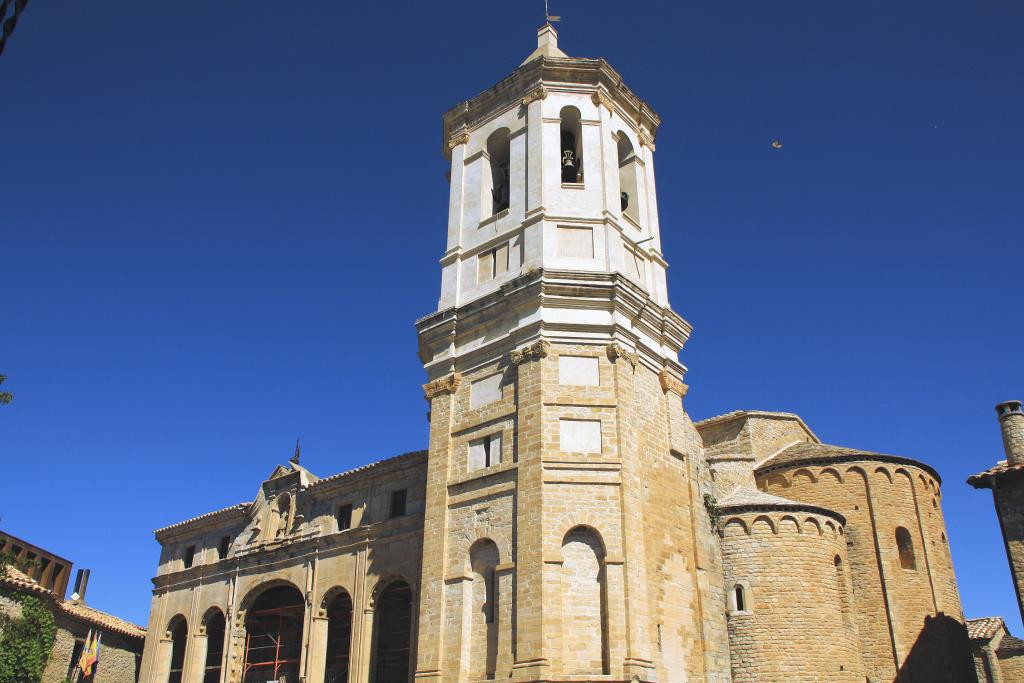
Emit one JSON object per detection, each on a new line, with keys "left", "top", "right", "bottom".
{"left": 771, "top": 139, "right": 783, "bottom": 149}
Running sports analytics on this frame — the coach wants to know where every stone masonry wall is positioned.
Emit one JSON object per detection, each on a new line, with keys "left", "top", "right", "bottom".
{"left": 758, "top": 460, "right": 973, "bottom": 683}
{"left": 720, "top": 509, "right": 863, "bottom": 682}
{"left": 994, "top": 478, "right": 1024, "bottom": 623}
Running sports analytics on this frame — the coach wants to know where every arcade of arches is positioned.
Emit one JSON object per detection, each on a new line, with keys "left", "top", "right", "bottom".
{"left": 153, "top": 580, "right": 415, "bottom": 683}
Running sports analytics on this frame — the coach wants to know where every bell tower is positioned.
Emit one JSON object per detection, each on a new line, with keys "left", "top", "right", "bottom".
{"left": 415, "top": 25, "right": 731, "bottom": 683}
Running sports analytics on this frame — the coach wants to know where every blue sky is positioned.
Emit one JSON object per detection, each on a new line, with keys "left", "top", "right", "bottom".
{"left": 1, "top": 1, "right": 1022, "bottom": 632}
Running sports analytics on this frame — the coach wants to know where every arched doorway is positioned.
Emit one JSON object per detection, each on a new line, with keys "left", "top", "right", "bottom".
{"left": 324, "top": 590, "right": 353, "bottom": 683}
{"left": 202, "top": 609, "right": 226, "bottom": 683}
{"left": 166, "top": 615, "right": 188, "bottom": 683}
{"left": 242, "top": 585, "right": 305, "bottom": 683}
{"left": 372, "top": 581, "right": 413, "bottom": 683}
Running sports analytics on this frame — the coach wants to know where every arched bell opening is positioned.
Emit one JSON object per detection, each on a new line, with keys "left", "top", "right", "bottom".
{"left": 559, "top": 106, "right": 583, "bottom": 184}
{"left": 616, "top": 133, "right": 640, "bottom": 223}
{"left": 242, "top": 584, "right": 306, "bottom": 683}
{"left": 487, "top": 128, "right": 511, "bottom": 215}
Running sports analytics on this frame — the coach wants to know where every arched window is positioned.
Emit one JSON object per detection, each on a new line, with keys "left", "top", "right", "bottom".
{"left": 561, "top": 526, "right": 609, "bottom": 675}
{"left": 616, "top": 133, "right": 639, "bottom": 223}
{"left": 372, "top": 581, "right": 413, "bottom": 683}
{"left": 470, "top": 539, "right": 500, "bottom": 678}
{"left": 166, "top": 616, "right": 188, "bottom": 683}
{"left": 734, "top": 584, "right": 746, "bottom": 612}
{"left": 325, "top": 590, "right": 353, "bottom": 683}
{"left": 559, "top": 107, "right": 583, "bottom": 184}
{"left": 896, "top": 527, "right": 916, "bottom": 570}
{"left": 202, "top": 610, "right": 225, "bottom": 683}
{"left": 243, "top": 585, "right": 305, "bottom": 683}
{"left": 487, "top": 128, "right": 511, "bottom": 215}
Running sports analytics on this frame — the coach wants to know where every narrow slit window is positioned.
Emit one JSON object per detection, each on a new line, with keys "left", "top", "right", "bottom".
{"left": 217, "top": 536, "right": 230, "bottom": 560}
{"left": 184, "top": 545, "right": 196, "bottom": 569}
{"left": 734, "top": 585, "right": 745, "bottom": 612}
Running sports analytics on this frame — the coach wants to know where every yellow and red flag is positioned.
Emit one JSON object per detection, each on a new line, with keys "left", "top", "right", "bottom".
{"left": 79, "top": 629, "right": 102, "bottom": 677}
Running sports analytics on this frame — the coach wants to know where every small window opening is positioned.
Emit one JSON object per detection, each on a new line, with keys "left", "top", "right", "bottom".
{"left": 559, "top": 106, "right": 583, "bottom": 183}
{"left": 217, "top": 536, "right": 230, "bottom": 560}
{"left": 896, "top": 527, "right": 916, "bottom": 570}
{"left": 734, "top": 584, "right": 746, "bottom": 612}
{"left": 390, "top": 489, "right": 407, "bottom": 518}
{"left": 184, "top": 545, "right": 196, "bottom": 569}
{"left": 336, "top": 503, "right": 353, "bottom": 531}
{"left": 477, "top": 243, "right": 509, "bottom": 284}
{"left": 487, "top": 128, "right": 511, "bottom": 215}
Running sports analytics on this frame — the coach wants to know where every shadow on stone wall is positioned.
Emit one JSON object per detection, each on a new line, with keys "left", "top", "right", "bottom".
{"left": 895, "top": 613, "right": 978, "bottom": 682}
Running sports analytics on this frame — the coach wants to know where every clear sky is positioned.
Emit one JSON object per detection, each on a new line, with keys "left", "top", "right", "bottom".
{"left": 1, "top": 1, "right": 1022, "bottom": 632}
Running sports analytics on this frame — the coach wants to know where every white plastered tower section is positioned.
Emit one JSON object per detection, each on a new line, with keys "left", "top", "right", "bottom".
{"left": 415, "top": 25, "right": 731, "bottom": 683}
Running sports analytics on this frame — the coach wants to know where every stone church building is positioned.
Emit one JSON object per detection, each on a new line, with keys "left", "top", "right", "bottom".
{"left": 139, "top": 25, "right": 991, "bottom": 683}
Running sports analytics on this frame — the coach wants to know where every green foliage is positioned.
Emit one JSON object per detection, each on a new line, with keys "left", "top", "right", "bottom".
{"left": 0, "top": 551, "right": 38, "bottom": 580}
{"left": 0, "top": 374, "right": 11, "bottom": 406}
{"left": 0, "top": 588, "right": 56, "bottom": 683}
{"left": 703, "top": 493, "right": 722, "bottom": 529}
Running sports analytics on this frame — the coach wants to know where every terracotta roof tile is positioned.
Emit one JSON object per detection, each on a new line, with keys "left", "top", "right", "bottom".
{"left": 0, "top": 567, "right": 50, "bottom": 595}
{"left": 967, "top": 460, "right": 1024, "bottom": 489}
{"left": 308, "top": 450, "right": 427, "bottom": 490}
{"left": 717, "top": 487, "right": 846, "bottom": 525}
{"left": 59, "top": 600, "right": 146, "bottom": 640}
{"left": 1, "top": 567, "right": 145, "bottom": 640}
{"left": 757, "top": 441, "right": 941, "bottom": 482}
{"left": 967, "top": 617, "right": 1005, "bottom": 641}
{"left": 154, "top": 502, "right": 250, "bottom": 536}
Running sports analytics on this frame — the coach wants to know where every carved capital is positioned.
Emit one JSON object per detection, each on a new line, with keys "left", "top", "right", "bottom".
{"left": 447, "top": 132, "right": 470, "bottom": 150}
{"left": 659, "top": 369, "right": 688, "bottom": 397}
{"left": 591, "top": 90, "right": 614, "bottom": 112}
{"left": 423, "top": 372, "right": 462, "bottom": 399}
{"left": 638, "top": 129, "right": 656, "bottom": 151}
{"left": 510, "top": 340, "right": 550, "bottom": 365}
{"left": 606, "top": 343, "right": 639, "bottom": 369}
{"left": 521, "top": 86, "right": 548, "bottom": 107}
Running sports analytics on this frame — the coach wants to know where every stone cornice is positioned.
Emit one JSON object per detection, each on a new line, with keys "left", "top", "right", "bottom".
{"left": 423, "top": 372, "right": 462, "bottom": 399}
{"left": 606, "top": 343, "right": 638, "bottom": 369}
{"left": 659, "top": 368, "right": 688, "bottom": 396}
{"left": 511, "top": 340, "right": 550, "bottom": 365}
{"left": 441, "top": 57, "right": 661, "bottom": 160}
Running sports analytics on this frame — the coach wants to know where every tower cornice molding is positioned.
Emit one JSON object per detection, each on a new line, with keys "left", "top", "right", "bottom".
{"left": 441, "top": 57, "right": 660, "bottom": 160}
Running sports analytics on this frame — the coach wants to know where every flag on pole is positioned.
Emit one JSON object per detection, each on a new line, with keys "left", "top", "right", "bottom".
{"left": 80, "top": 630, "right": 102, "bottom": 677}
{"left": 77, "top": 629, "right": 93, "bottom": 675}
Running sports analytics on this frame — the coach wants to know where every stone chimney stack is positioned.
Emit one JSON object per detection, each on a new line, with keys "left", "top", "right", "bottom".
{"left": 996, "top": 400, "right": 1024, "bottom": 466}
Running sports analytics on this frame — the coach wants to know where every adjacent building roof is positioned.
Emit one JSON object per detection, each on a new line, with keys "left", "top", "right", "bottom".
{"left": 756, "top": 441, "right": 941, "bottom": 482}
{"left": 967, "top": 460, "right": 1024, "bottom": 489}
{"left": 718, "top": 486, "right": 846, "bottom": 525}
{"left": 1, "top": 567, "right": 146, "bottom": 640}
{"left": 967, "top": 617, "right": 1006, "bottom": 641}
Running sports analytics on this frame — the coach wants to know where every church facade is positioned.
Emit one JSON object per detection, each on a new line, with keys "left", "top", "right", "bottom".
{"left": 138, "top": 26, "right": 983, "bottom": 683}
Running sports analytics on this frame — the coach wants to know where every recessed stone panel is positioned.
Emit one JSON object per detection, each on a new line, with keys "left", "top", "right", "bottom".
{"left": 558, "top": 356, "right": 599, "bottom": 386}
{"left": 559, "top": 418, "right": 602, "bottom": 453}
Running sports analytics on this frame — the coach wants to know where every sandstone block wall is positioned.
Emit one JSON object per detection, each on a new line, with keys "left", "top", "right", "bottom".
{"left": 758, "top": 460, "right": 973, "bottom": 682}
{"left": 719, "top": 508, "right": 863, "bottom": 682}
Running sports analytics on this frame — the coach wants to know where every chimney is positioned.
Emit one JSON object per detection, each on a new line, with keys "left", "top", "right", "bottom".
{"left": 72, "top": 568, "right": 90, "bottom": 602}
{"left": 996, "top": 400, "right": 1024, "bottom": 466}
